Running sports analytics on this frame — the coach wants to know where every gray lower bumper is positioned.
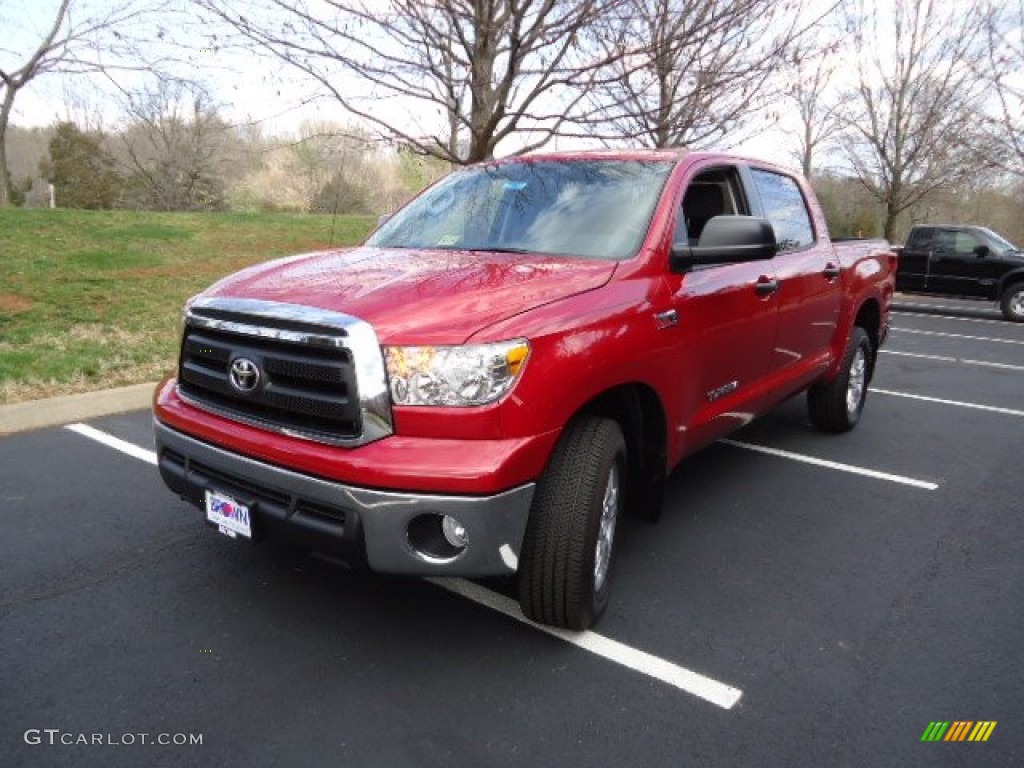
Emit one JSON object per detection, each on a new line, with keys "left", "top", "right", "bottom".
{"left": 154, "top": 421, "right": 535, "bottom": 576}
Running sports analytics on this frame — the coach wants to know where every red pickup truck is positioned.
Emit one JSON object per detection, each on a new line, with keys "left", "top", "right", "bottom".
{"left": 154, "top": 150, "right": 895, "bottom": 629}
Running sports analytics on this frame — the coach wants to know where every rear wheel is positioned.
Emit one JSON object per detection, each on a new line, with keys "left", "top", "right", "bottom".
{"left": 1000, "top": 282, "right": 1024, "bottom": 322}
{"left": 518, "top": 416, "right": 626, "bottom": 630}
{"left": 807, "top": 327, "right": 871, "bottom": 433}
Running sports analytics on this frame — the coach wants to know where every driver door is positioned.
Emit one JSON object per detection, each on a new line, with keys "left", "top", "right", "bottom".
{"left": 660, "top": 165, "right": 779, "bottom": 452}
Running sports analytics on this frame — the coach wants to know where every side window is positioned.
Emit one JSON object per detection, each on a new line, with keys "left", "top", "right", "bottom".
{"left": 675, "top": 167, "right": 746, "bottom": 245}
{"left": 952, "top": 231, "right": 982, "bottom": 256}
{"left": 750, "top": 169, "right": 815, "bottom": 251}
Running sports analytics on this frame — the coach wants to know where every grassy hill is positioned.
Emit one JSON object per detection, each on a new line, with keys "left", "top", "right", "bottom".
{"left": 0, "top": 208, "right": 375, "bottom": 403}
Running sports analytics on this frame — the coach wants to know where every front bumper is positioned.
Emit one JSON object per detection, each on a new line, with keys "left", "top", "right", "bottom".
{"left": 155, "top": 420, "right": 535, "bottom": 576}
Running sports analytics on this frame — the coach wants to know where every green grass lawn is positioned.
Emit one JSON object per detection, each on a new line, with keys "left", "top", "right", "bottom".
{"left": 0, "top": 208, "right": 375, "bottom": 403}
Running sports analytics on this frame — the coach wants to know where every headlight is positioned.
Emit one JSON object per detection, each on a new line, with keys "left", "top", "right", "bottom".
{"left": 384, "top": 339, "right": 530, "bottom": 406}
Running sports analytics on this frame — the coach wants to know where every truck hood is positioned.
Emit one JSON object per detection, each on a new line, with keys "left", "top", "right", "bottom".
{"left": 202, "top": 246, "right": 617, "bottom": 344}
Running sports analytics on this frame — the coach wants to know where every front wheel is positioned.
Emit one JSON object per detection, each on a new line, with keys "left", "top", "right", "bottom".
{"left": 807, "top": 327, "right": 872, "bottom": 433}
{"left": 517, "top": 416, "right": 626, "bottom": 630}
{"left": 1000, "top": 282, "right": 1024, "bottom": 322}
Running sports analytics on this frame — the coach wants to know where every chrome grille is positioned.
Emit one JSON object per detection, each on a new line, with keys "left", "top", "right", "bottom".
{"left": 177, "top": 297, "right": 393, "bottom": 447}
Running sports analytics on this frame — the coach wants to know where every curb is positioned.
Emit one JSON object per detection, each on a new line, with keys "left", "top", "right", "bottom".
{"left": 0, "top": 382, "right": 157, "bottom": 436}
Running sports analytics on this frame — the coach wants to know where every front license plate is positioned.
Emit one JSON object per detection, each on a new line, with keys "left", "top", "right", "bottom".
{"left": 204, "top": 489, "right": 252, "bottom": 539}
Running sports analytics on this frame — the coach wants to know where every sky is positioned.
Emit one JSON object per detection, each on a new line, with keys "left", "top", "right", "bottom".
{"left": 1, "top": 0, "right": 833, "bottom": 171}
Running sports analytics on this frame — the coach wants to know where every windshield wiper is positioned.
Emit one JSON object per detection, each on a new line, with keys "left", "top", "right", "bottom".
{"left": 463, "top": 246, "right": 534, "bottom": 255}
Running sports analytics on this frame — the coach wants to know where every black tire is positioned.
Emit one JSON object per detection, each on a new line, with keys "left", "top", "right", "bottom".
{"left": 807, "top": 327, "right": 872, "bottom": 433}
{"left": 1000, "top": 282, "right": 1024, "bottom": 322}
{"left": 517, "top": 416, "right": 626, "bottom": 630}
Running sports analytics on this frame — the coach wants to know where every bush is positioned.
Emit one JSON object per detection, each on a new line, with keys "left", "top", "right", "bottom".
{"left": 39, "top": 123, "right": 123, "bottom": 209}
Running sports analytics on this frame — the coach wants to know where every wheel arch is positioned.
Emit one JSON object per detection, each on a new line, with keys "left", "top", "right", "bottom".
{"left": 574, "top": 382, "right": 668, "bottom": 522}
{"left": 996, "top": 269, "right": 1024, "bottom": 296}
{"left": 853, "top": 298, "right": 881, "bottom": 381}
{"left": 998, "top": 276, "right": 1024, "bottom": 321}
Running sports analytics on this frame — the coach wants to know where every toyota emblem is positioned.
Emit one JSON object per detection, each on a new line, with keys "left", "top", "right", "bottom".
{"left": 229, "top": 357, "right": 261, "bottom": 393}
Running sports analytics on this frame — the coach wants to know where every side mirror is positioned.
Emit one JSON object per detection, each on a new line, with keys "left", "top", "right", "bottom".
{"left": 973, "top": 244, "right": 990, "bottom": 258}
{"left": 670, "top": 216, "right": 779, "bottom": 273}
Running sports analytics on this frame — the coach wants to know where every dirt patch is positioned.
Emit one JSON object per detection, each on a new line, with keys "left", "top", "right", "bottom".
{"left": 0, "top": 294, "right": 34, "bottom": 313}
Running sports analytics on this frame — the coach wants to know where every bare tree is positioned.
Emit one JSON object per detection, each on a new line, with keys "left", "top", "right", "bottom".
{"left": 229, "top": 125, "right": 420, "bottom": 214}
{"left": 197, "top": 0, "right": 621, "bottom": 164}
{"left": 582, "top": 0, "right": 820, "bottom": 149}
{"left": 114, "top": 80, "right": 240, "bottom": 210}
{"left": 286, "top": 124, "right": 373, "bottom": 209}
{"left": 785, "top": 43, "right": 844, "bottom": 178}
{"left": 982, "top": 1, "right": 1024, "bottom": 177}
{"left": 0, "top": 0, "right": 169, "bottom": 206}
{"left": 837, "top": 0, "right": 994, "bottom": 241}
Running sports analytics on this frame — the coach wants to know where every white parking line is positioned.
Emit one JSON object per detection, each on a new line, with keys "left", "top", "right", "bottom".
{"left": 869, "top": 389, "right": 1024, "bottom": 417}
{"left": 426, "top": 577, "right": 743, "bottom": 710}
{"left": 880, "top": 349, "right": 1024, "bottom": 372}
{"left": 891, "top": 310, "right": 1008, "bottom": 326}
{"left": 66, "top": 423, "right": 157, "bottom": 465}
{"left": 890, "top": 327, "right": 1024, "bottom": 345}
{"left": 65, "top": 422, "right": 745, "bottom": 710}
{"left": 719, "top": 439, "right": 938, "bottom": 490}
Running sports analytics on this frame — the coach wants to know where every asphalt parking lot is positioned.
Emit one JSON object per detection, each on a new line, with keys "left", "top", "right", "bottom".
{"left": 2, "top": 295, "right": 1021, "bottom": 767}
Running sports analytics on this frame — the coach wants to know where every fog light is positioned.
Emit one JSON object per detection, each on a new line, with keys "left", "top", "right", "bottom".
{"left": 407, "top": 513, "right": 468, "bottom": 562}
{"left": 441, "top": 515, "right": 468, "bottom": 548}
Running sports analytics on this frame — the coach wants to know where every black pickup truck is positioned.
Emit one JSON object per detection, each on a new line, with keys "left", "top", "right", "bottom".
{"left": 895, "top": 225, "right": 1024, "bottom": 321}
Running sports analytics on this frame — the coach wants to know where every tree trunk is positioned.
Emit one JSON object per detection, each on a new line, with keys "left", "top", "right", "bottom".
{"left": 802, "top": 120, "right": 813, "bottom": 178}
{"left": 883, "top": 199, "right": 898, "bottom": 242}
{"left": 467, "top": 2, "right": 497, "bottom": 164}
{"left": 0, "top": 87, "right": 17, "bottom": 207}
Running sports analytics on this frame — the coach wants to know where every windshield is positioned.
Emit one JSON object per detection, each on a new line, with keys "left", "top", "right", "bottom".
{"left": 367, "top": 159, "right": 675, "bottom": 260}
{"left": 980, "top": 227, "right": 1019, "bottom": 252}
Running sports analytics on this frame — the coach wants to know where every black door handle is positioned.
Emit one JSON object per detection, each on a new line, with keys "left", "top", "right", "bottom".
{"left": 823, "top": 263, "right": 841, "bottom": 280}
{"left": 755, "top": 278, "right": 779, "bottom": 297}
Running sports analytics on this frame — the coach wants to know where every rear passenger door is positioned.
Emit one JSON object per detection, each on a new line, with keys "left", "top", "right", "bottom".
{"left": 897, "top": 228, "right": 932, "bottom": 291}
{"left": 747, "top": 166, "right": 840, "bottom": 385}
